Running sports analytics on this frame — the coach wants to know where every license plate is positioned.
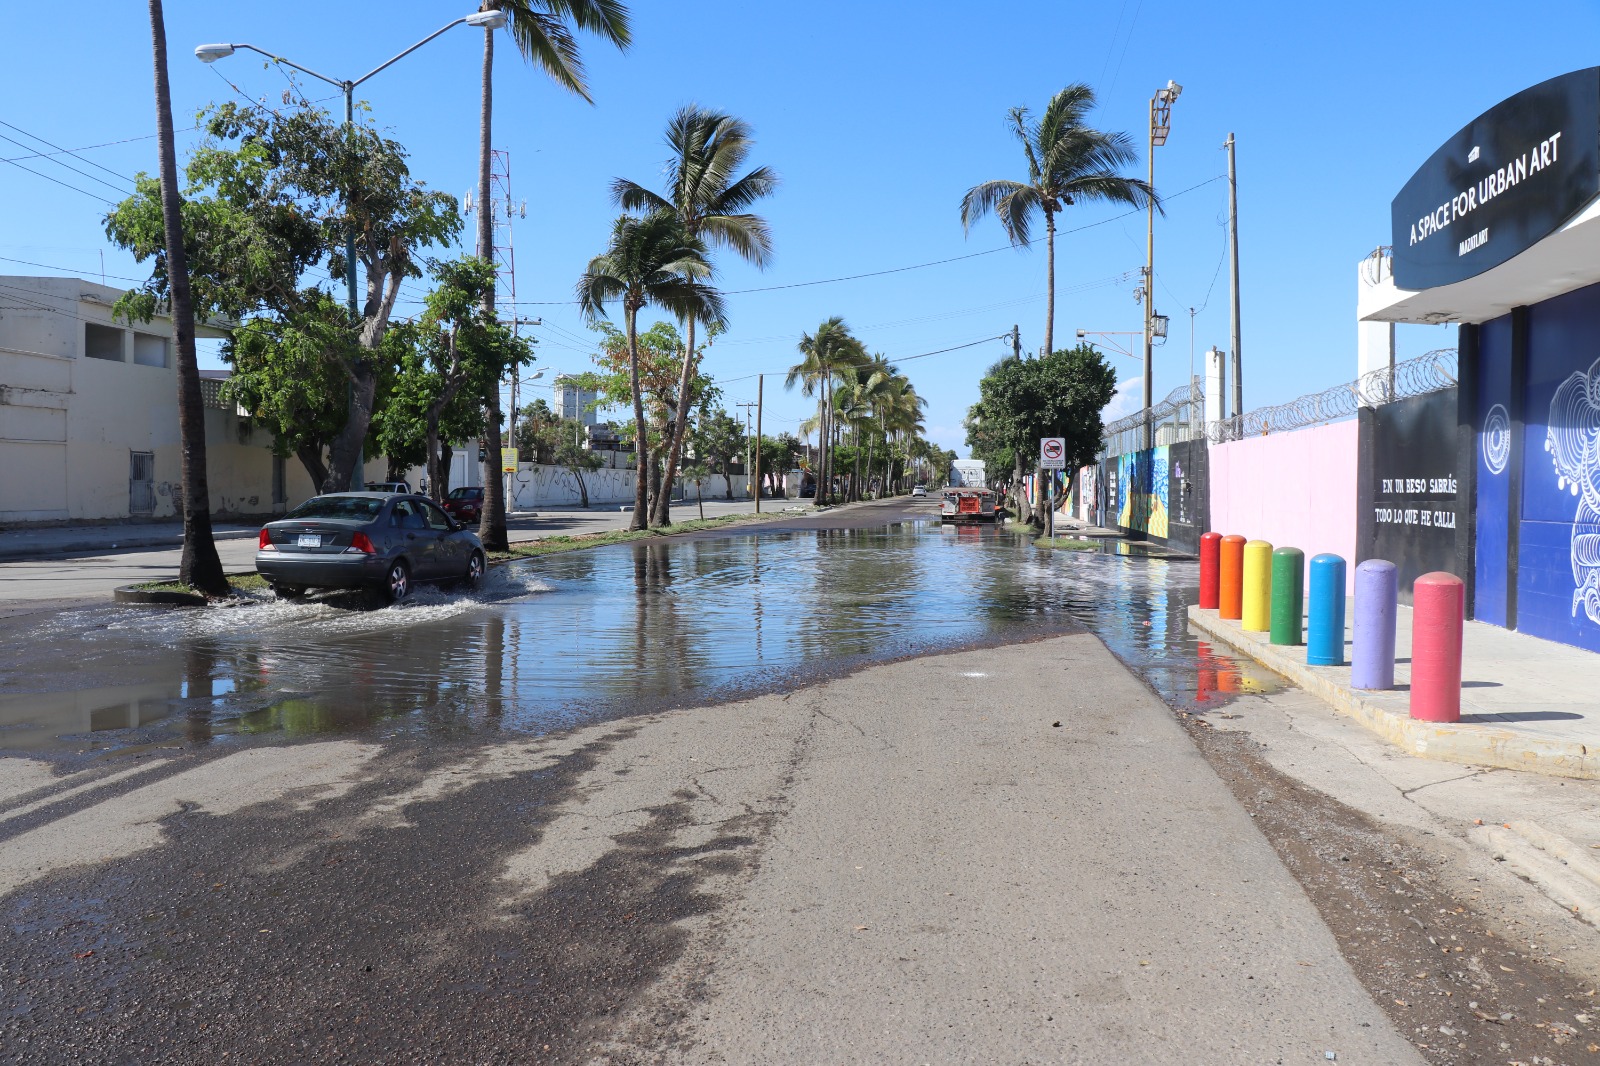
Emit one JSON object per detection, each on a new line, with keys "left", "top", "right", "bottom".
{"left": 297, "top": 534, "right": 321, "bottom": 548}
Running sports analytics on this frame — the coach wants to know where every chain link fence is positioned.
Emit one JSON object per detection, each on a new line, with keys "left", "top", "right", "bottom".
{"left": 1100, "top": 382, "right": 1205, "bottom": 459}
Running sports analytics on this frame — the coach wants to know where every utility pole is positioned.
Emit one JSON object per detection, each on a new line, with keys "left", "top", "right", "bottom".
{"left": 1010, "top": 324, "right": 1021, "bottom": 361}
{"left": 754, "top": 375, "right": 763, "bottom": 513}
{"left": 736, "top": 401, "right": 757, "bottom": 501}
{"left": 1226, "top": 132, "right": 1243, "bottom": 434}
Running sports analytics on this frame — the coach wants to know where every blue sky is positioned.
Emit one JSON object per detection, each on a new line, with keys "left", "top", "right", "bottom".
{"left": 4, "top": 1, "right": 1599, "bottom": 456}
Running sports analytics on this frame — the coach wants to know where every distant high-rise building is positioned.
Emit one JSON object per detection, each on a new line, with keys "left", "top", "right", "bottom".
{"left": 555, "top": 375, "right": 598, "bottom": 427}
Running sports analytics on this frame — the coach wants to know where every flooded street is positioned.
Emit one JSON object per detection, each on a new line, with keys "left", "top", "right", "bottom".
{"left": 0, "top": 502, "right": 1278, "bottom": 755}
{"left": 0, "top": 502, "right": 1273, "bottom": 752}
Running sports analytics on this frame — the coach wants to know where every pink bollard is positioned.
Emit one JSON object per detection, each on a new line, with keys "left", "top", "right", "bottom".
{"left": 1410, "top": 572, "right": 1464, "bottom": 723}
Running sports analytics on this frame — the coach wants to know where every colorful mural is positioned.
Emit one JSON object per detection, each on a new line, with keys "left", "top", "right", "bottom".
{"left": 1544, "top": 355, "right": 1600, "bottom": 628}
{"left": 1116, "top": 446, "right": 1169, "bottom": 539}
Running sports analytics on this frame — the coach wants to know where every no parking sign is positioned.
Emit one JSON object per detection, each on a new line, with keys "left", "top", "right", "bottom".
{"left": 1040, "top": 437, "right": 1066, "bottom": 470}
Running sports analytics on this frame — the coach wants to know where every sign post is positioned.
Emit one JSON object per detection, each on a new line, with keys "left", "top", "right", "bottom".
{"left": 1041, "top": 438, "right": 1066, "bottom": 539}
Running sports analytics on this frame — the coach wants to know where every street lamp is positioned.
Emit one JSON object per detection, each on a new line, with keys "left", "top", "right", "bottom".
{"left": 195, "top": 9, "right": 506, "bottom": 490}
{"left": 1143, "top": 79, "right": 1181, "bottom": 451}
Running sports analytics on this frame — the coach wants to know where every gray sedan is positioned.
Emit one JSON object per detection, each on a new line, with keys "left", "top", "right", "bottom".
{"left": 255, "top": 492, "right": 486, "bottom": 604}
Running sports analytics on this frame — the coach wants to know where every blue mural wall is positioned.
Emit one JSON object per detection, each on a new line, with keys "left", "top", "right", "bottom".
{"left": 1518, "top": 281, "right": 1600, "bottom": 652}
{"left": 1473, "top": 314, "right": 1514, "bottom": 627}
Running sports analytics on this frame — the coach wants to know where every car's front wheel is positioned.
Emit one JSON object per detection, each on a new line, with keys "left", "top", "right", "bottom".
{"left": 464, "top": 550, "right": 485, "bottom": 587}
{"left": 376, "top": 560, "right": 411, "bottom": 606}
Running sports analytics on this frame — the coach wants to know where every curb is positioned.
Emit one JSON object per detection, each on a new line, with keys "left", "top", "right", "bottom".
{"left": 112, "top": 584, "right": 207, "bottom": 607}
{"left": 1186, "top": 605, "right": 1600, "bottom": 781}
{"left": 1476, "top": 823, "right": 1600, "bottom": 927}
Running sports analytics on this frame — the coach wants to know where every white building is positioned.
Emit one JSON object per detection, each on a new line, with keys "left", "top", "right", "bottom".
{"left": 0, "top": 275, "right": 393, "bottom": 523}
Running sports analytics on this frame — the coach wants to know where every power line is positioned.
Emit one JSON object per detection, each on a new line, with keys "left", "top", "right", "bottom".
{"left": 0, "top": 254, "right": 146, "bottom": 283}
{"left": 0, "top": 154, "right": 118, "bottom": 206}
{"left": 0, "top": 119, "right": 137, "bottom": 189}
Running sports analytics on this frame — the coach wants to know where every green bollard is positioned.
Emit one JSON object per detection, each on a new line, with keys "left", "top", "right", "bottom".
{"left": 1270, "top": 547, "right": 1305, "bottom": 646}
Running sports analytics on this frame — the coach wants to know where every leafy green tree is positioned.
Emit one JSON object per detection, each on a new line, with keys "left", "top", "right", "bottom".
{"left": 108, "top": 101, "right": 459, "bottom": 493}
{"left": 471, "top": 0, "right": 631, "bottom": 551}
{"left": 575, "top": 212, "right": 725, "bottom": 530}
{"left": 613, "top": 105, "right": 778, "bottom": 526}
{"left": 966, "top": 344, "right": 1117, "bottom": 524}
{"left": 960, "top": 84, "right": 1157, "bottom": 359}
{"left": 382, "top": 257, "right": 533, "bottom": 502}
{"left": 692, "top": 408, "right": 745, "bottom": 500}
{"left": 681, "top": 462, "right": 710, "bottom": 519}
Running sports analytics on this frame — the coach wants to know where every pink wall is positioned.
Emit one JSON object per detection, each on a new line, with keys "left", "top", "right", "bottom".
{"left": 1208, "top": 420, "right": 1359, "bottom": 591}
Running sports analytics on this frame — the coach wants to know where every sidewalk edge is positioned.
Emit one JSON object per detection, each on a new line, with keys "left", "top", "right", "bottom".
{"left": 1186, "top": 605, "right": 1599, "bottom": 782}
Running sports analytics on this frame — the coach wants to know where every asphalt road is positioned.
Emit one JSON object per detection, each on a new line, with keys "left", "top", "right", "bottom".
{"left": 0, "top": 629, "right": 1418, "bottom": 1063}
{"left": 0, "top": 499, "right": 773, "bottom": 611}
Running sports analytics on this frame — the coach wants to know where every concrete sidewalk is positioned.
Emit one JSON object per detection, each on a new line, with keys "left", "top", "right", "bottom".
{"left": 1189, "top": 603, "right": 1600, "bottom": 780}
{"left": 0, "top": 520, "right": 261, "bottom": 561}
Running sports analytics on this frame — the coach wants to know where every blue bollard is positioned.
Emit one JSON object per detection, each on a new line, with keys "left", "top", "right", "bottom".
{"left": 1306, "top": 554, "right": 1347, "bottom": 666}
{"left": 1351, "top": 559, "right": 1397, "bottom": 689}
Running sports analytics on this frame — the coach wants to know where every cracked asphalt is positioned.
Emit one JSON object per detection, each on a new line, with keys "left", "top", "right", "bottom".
{"left": 2, "top": 632, "right": 1423, "bottom": 1064}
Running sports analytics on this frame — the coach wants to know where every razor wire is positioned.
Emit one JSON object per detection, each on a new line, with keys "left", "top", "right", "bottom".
{"left": 1207, "top": 348, "right": 1457, "bottom": 443}
{"left": 1098, "top": 348, "right": 1459, "bottom": 456}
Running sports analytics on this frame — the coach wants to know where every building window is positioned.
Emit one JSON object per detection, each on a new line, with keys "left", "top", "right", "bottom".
{"left": 84, "top": 323, "right": 125, "bottom": 361}
{"left": 132, "top": 333, "right": 168, "bottom": 368}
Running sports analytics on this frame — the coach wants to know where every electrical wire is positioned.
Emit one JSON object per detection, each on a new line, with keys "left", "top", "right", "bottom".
{"left": 0, "top": 119, "right": 138, "bottom": 189}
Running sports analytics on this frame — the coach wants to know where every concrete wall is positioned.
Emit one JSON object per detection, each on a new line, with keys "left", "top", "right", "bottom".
{"left": 1208, "top": 419, "right": 1359, "bottom": 589}
{"left": 506, "top": 464, "right": 751, "bottom": 510}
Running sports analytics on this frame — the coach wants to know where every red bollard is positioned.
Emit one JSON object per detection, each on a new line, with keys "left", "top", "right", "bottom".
{"left": 1218, "top": 535, "right": 1246, "bottom": 620}
{"left": 1410, "top": 572, "right": 1464, "bottom": 723}
{"left": 1199, "top": 532, "right": 1222, "bottom": 609}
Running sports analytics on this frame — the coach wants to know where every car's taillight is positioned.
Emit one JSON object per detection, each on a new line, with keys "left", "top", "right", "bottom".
{"left": 258, "top": 528, "right": 276, "bottom": 551}
{"left": 346, "top": 532, "right": 376, "bottom": 555}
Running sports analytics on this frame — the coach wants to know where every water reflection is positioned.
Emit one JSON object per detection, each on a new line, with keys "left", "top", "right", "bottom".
{"left": 3, "top": 520, "right": 1279, "bottom": 751}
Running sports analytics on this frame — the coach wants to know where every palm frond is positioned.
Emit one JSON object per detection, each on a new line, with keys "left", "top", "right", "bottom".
{"left": 960, "top": 179, "right": 1033, "bottom": 242}
{"left": 610, "top": 177, "right": 672, "bottom": 214}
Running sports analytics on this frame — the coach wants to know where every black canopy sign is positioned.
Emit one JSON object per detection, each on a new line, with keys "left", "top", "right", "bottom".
{"left": 1391, "top": 68, "right": 1600, "bottom": 291}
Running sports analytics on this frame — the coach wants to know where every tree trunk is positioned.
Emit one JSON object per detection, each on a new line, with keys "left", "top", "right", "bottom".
{"left": 625, "top": 308, "right": 650, "bottom": 531}
{"left": 425, "top": 414, "right": 443, "bottom": 504}
{"left": 696, "top": 482, "right": 704, "bottom": 520}
{"left": 573, "top": 466, "right": 589, "bottom": 508}
{"left": 1043, "top": 207, "right": 1056, "bottom": 359}
{"left": 439, "top": 442, "right": 453, "bottom": 497}
{"left": 652, "top": 315, "right": 696, "bottom": 528}
{"left": 475, "top": 26, "right": 510, "bottom": 551}
{"left": 295, "top": 443, "right": 329, "bottom": 498}
{"left": 1013, "top": 450, "right": 1031, "bottom": 523}
{"left": 148, "top": 0, "right": 226, "bottom": 596}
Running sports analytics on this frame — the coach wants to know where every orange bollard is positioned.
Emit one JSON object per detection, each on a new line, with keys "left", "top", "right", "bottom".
{"left": 1218, "top": 534, "right": 1246, "bottom": 620}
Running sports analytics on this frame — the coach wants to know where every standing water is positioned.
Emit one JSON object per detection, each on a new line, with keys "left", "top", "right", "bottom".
{"left": 0, "top": 517, "right": 1279, "bottom": 752}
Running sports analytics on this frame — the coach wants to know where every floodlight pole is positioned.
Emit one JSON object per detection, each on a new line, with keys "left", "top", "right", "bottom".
{"left": 1144, "top": 80, "right": 1180, "bottom": 452}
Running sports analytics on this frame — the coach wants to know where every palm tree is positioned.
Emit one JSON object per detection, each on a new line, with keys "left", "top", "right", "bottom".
{"left": 612, "top": 105, "right": 778, "bottom": 527}
{"left": 787, "top": 317, "right": 865, "bottom": 505}
{"left": 146, "top": 0, "right": 227, "bottom": 596}
{"left": 576, "top": 212, "right": 725, "bottom": 530}
{"left": 960, "top": 83, "right": 1157, "bottom": 359}
{"left": 473, "top": 0, "right": 631, "bottom": 550}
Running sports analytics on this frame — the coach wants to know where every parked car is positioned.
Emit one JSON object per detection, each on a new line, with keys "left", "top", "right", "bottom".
{"left": 365, "top": 480, "right": 410, "bottom": 494}
{"left": 911, "top": 484, "right": 928, "bottom": 498}
{"left": 442, "top": 485, "right": 485, "bottom": 524}
{"left": 256, "top": 492, "right": 485, "bottom": 604}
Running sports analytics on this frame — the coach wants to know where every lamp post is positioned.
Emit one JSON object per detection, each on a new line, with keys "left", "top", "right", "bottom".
{"left": 1143, "top": 79, "right": 1181, "bottom": 452}
{"left": 195, "top": 9, "right": 507, "bottom": 491}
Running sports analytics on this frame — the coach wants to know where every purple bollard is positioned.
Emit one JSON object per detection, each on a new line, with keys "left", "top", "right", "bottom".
{"left": 1351, "top": 559, "right": 1397, "bottom": 690}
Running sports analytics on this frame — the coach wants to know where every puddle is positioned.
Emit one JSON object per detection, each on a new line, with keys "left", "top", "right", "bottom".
{"left": 1, "top": 520, "right": 1279, "bottom": 752}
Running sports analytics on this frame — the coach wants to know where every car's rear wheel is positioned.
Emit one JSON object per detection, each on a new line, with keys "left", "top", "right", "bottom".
{"left": 271, "top": 583, "right": 306, "bottom": 600}
{"left": 376, "top": 560, "right": 411, "bottom": 605}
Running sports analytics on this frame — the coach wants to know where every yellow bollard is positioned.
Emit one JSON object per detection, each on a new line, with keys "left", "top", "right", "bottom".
{"left": 1241, "top": 539, "right": 1273, "bottom": 631}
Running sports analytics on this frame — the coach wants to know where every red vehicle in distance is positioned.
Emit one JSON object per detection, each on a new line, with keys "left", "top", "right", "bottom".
{"left": 442, "top": 486, "right": 485, "bottom": 525}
